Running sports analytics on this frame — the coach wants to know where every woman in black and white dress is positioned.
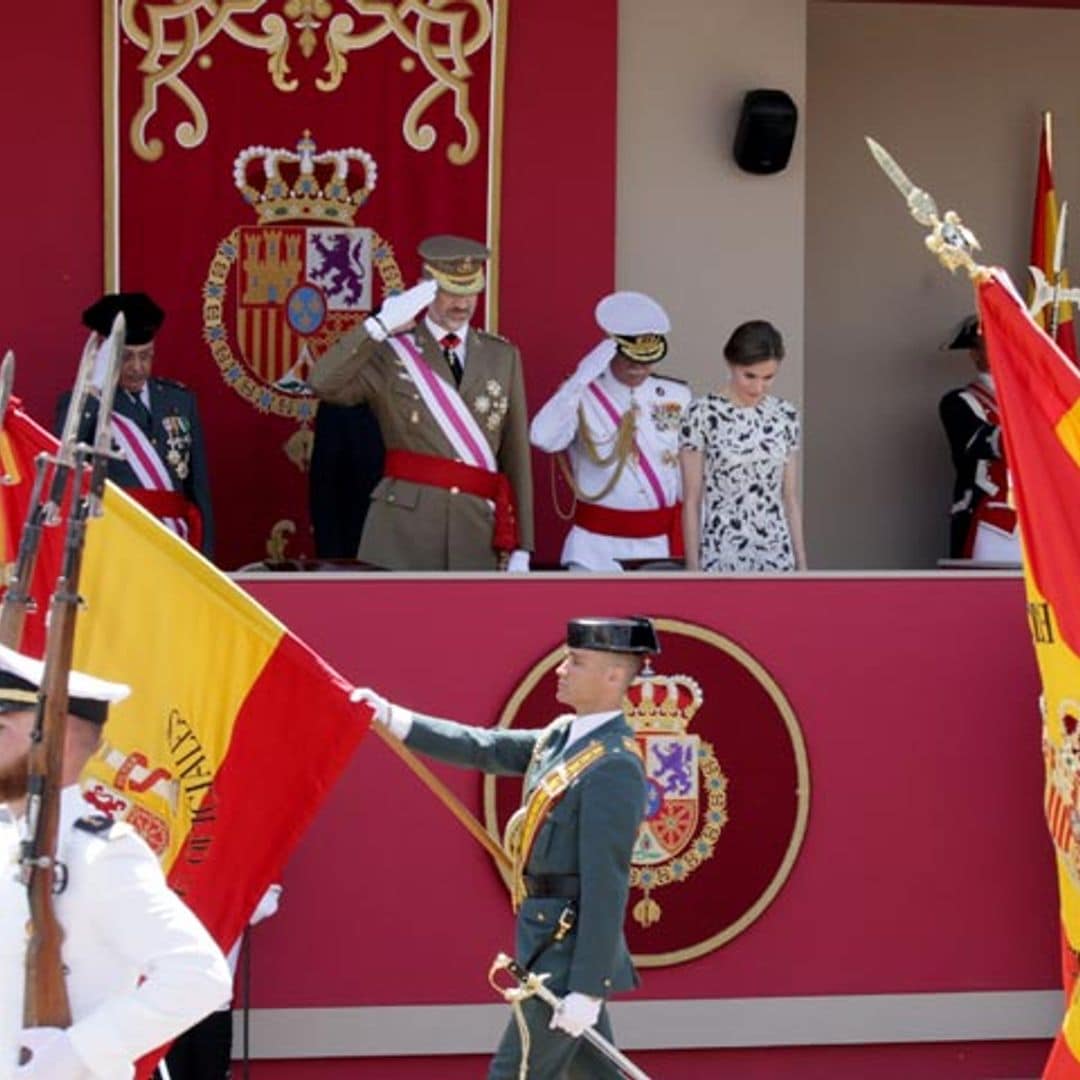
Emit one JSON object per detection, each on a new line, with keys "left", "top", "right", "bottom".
{"left": 679, "top": 320, "right": 807, "bottom": 572}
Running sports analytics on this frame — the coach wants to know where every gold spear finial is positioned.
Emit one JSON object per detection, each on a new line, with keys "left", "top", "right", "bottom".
{"left": 865, "top": 136, "right": 989, "bottom": 281}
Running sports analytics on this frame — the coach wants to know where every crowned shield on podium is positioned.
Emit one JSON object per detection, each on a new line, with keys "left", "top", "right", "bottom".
{"left": 203, "top": 130, "right": 404, "bottom": 470}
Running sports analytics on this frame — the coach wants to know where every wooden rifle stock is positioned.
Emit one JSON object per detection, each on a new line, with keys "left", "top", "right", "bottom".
{"left": 21, "top": 319, "right": 124, "bottom": 1032}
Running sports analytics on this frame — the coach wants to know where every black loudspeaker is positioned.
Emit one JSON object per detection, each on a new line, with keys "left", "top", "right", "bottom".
{"left": 733, "top": 89, "right": 798, "bottom": 175}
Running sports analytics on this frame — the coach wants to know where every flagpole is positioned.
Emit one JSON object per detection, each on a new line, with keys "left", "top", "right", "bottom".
{"left": 372, "top": 723, "right": 513, "bottom": 872}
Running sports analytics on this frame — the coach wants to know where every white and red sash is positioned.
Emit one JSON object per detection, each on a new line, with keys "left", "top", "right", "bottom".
{"left": 958, "top": 380, "right": 1016, "bottom": 544}
{"left": 109, "top": 413, "right": 189, "bottom": 539}
{"left": 585, "top": 380, "right": 668, "bottom": 508}
{"left": 387, "top": 334, "right": 497, "bottom": 472}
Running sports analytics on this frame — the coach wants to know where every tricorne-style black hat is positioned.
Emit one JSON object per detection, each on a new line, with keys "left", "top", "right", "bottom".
{"left": 567, "top": 617, "right": 660, "bottom": 655}
{"left": 0, "top": 644, "right": 130, "bottom": 726}
{"left": 82, "top": 292, "right": 165, "bottom": 346}
{"left": 942, "top": 314, "right": 981, "bottom": 351}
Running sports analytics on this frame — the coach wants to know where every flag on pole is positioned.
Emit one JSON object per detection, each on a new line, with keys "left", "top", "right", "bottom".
{"left": 0, "top": 403, "right": 369, "bottom": 1070}
{"left": 1030, "top": 111, "right": 1079, "bottom": 363}
{"left": 977, "top": 271, "right": 1080, "bottom": 1077}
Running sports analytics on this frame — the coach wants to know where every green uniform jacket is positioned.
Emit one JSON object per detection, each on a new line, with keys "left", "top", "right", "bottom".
{"left": 309, "top": 320, "right": 534, "bottom": 570}
{"left": 405, "top": 712, "right": 646, "bottom": 998}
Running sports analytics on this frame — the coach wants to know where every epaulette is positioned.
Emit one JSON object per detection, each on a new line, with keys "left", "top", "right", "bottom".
{"left": 651, "top": 374, "right": 689, "bottom": 386}
{"left": 74, "top": 814, "right": 114, "bottom": 835}
{"left": 153, "top": 376, "right": 191, "bottom": 392}
{"left": 475, "top": 328, "right": 513, "bottom": 345}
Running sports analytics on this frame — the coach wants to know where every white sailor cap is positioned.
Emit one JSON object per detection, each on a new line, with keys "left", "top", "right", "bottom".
{"left": 0, "top": 644, "right": 131, "bottom": 726}
{"left": 595, "top": 292, "right": 671, "bottom": 364}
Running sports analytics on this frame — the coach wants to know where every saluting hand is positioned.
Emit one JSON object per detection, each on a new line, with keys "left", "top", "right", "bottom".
{"left": 365, "top": 280, "right": 439, "bottom": 341}
{"left": 572, "top": 339, "right": 617, "bottom": 388}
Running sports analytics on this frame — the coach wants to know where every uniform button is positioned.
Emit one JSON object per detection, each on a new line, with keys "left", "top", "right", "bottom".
{"left": 450, "top": 486, "right": 459, "bottom": 495}
{"left": 387, "top": 494, "right": 396, "bottom": 503}
{"left": 537, "top": 913, "right": 546, "bottom": 922}
{"left": 603, "top": 977, "right": 611, "bottom": 987}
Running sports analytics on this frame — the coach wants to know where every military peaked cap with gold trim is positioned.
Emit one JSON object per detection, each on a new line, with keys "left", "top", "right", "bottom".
{"left": 0, "top": 644, "right": 131, "bottom": 726}
{"left": 418, "top": 234, "right": 490, "bottom": 296}
{"left": 596, "top": 291, "right": 671, "bottom": 365}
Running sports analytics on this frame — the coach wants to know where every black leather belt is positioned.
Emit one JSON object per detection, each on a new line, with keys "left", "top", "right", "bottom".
{"left": 524, "top": 873, "right": 580, "bottom": 899}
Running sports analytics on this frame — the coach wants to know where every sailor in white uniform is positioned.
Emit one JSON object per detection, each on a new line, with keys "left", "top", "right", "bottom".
{"left": 530, "top": 292, "right": 691, "bottom": 571}
{"left": 0, "top": 646, "right": 231, "bottom": 1080}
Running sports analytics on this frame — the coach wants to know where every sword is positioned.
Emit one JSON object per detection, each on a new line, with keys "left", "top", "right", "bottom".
{"left": 865, "top": 136, "right": 984, "bottom": 278}
{"left": 0, "top": 350, "right": 15, "bottom": 485}
{"left": 488, "top": 953, "right": 653, "bottom": 1080}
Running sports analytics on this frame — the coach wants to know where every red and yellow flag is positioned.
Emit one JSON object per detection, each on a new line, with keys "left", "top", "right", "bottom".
{"left": 0, "top": 405, "right": 368, "bottom": 1002}
{"left": 1031, "top": 111, "right": 1079, "bottom": 363}
{"left": 978, "top": 273, "right": 1080, "bottom": 1077}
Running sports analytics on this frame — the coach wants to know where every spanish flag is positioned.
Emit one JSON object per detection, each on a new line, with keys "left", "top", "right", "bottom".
{"left": 977, "top": 271, "right": 1080, "bottom": 1077}
{"left": 0, "top": 404, "right": 368, "bottom": 1057}
{"left": 1031, "top": 111, "right": 1079, "bottom": 363}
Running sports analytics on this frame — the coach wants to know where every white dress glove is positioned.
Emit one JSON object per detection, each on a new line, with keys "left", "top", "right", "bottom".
{"left": 250, "top": 883, "right": 283, "bottom": 926}
{"left": 16, "top": 1028, "right": 87, "bottom": 1079}
{"left": 571, "top": 338, "right": 617, "bottom": 388}
{"left": 505, "top": 550, "right": 531, "bottom": 573}
{"left": 364, "top": 280, "right": 439, "bottom": 340}
{"left": 349, "top": 687, "right": 413, "bottom": 739}
{"left": 549, "top": 992, "right": 602, "bottom": 1038}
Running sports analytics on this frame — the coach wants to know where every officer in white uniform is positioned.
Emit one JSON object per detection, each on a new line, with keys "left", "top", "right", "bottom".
{"left": 530, "top": 292, "right": 691, "bottom": 571}
{"left": 0, "top": 646, "right": 231, "bottom": 1080}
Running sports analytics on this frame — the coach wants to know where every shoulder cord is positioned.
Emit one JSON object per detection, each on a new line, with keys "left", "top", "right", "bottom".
{"left": 551, "top": 404, "right": 637, "bottom": 519}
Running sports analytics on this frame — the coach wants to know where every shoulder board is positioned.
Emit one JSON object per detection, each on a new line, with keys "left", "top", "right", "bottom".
{"left": 475, "top": 328, "right": 512, "bottom": 345}
{"left": 652, "top": 374, "right": 688, "bottom": 386}
{"left": 153, "top": 376, "right": 191, "bottom": 392}
{"left": 622, "top": 736, "right": 644, "bottom": 761}
{"left": 74, "top": 814, "right": 115, "bottom": 835}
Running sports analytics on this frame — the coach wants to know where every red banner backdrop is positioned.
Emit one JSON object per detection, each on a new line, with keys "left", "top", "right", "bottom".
{"left": 107, "top": 1, "right": 507, "bottom": 567}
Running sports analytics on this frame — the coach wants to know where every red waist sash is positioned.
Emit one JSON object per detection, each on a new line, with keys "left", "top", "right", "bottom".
{"left": 383, "top": 449, "right": 519, "bottom": 553}
{"left": 124, "top": 489, "right": 204, "bottom": 551}
{"left": 573, "top": 502, "right": 684, "bottom": 557}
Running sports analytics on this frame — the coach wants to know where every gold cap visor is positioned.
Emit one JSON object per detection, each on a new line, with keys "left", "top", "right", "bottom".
{"left": 612, "top": 333, "right": 668, "bottom": 364}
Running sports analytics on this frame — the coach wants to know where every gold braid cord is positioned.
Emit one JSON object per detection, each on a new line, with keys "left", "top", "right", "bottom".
{"left": 553, "top": 403, "right": 638, "bottom": 517}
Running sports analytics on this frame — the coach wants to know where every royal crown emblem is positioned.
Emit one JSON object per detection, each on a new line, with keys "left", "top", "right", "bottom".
{"left": 624, "top": 672, "right": 728, "bottom": 928}
{"left": 202, "top": 130, "right": 404, "bottom": 470}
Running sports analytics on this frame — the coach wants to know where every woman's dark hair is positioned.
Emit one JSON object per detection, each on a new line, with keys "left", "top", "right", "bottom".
{"left": 723, "top": 320, "right": 785, "bottom": 367}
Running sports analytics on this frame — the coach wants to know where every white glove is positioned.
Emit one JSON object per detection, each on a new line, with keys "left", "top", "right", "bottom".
{"left": 16, "top": 1028, "right": 87, "bottom": 1079}
{"left": 549, "top": 992, "right": 602, "bottom": 1038}
{"left": 364, "top": 280, "right": 439, "bottom": 340}
{"left": 571, "top": 339, "right": 617, "bottom": 388}
{"left": 250, "top": 883, "right": 283, "bottom": 926}
{"left": 505, "top": 550, "right": 530, "bottom": 573}
{"left": 349, "top": 687, "right": 413, "bottom": 739}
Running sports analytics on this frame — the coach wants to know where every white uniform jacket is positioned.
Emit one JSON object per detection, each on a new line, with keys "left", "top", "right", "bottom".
{"left": 530, "top": 367, "right": 691, "bottom": 570}
{"left": 1, "top": 787, "right": 231, "bottom": 1079}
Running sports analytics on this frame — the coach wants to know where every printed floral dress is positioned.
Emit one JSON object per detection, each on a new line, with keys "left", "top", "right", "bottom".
{"left": 680, "top": 393, "right": 800, "bottom": 572}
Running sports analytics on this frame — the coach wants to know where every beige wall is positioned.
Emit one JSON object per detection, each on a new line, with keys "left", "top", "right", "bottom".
{"left": 616, "top": 0, "right": 807, "bottom": 408}
{"left": 806, "top": 2, "right": 1080, "bottom": 568}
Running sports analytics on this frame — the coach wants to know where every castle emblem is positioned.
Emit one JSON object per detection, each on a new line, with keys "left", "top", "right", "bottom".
{"left": 1044, "top": 701, "right": 1080, "bottom": 882}
{"left": 202, "top": 130, "right": 405, "bottom": 469}
{"left": 625, "top": 673, "right": 728, "bottom": 927}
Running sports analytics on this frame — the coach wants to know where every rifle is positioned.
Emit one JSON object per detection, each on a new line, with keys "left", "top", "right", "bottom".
{"left": 0, "top": 334, "right": 100, "bottom": 650}
{"left": 20, "top": 316, "right": 125, "bottom": 1033}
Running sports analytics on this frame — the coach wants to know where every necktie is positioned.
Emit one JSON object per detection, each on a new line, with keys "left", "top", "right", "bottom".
{"left": 128, "top": 390, "right": 152, "bottom": 433}
{"left": 440, "top": 333, "right": 463, "bottom": 386}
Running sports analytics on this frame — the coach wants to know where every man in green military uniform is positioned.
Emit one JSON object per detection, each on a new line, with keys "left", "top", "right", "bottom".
{"left": 56, "top": 292, "right": 215, "bottom": 557}
{"left": 310, "top": 235, "right": 533, "bottom": 571}
{"left": 353, "top": 616, "right": 654, "bottom": 1078}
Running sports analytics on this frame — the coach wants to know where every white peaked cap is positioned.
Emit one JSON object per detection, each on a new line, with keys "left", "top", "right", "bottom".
{"left": 595, "top": 291, "right": 671, "bottom": 336}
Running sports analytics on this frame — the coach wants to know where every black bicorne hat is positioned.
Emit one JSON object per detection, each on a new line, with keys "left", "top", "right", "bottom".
{"left": 567, "top": 617, "right": 660, "bottom": 655}
{"left": 82, "top": 292, "right": 165, "bottom": 346}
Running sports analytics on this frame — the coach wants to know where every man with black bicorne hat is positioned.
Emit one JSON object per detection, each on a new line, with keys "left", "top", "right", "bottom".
{"left": 310, "top": 235, "right": 533, "bottom": 572}
{"left": 938, "top": 314, "right": 1020, "bottom": 562}
{"left": 0, "top": 645, "right": 231, "bottom": 1079}
{"left": 55, "top": 292, "right": 215, "bottom": 557}
{"left": 530, "top": 292, "right": 691, "bottom": 571}
{"left": 353, "top": 616, "right": 657, "bottom": 1078}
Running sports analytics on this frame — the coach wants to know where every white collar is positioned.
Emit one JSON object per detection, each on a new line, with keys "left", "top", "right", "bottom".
{"left": 425, "top": 315, "right": 469, "bottom": 351}
{"left": 566, "top": 709, "right": 621, "bottom": 748}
